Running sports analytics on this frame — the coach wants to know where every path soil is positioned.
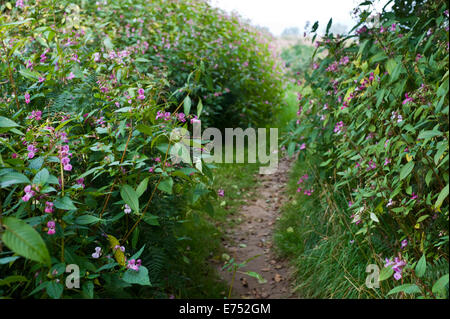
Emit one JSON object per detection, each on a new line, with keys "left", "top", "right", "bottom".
{"left": 216, "top": 156, "right": 298, "bottom": 299}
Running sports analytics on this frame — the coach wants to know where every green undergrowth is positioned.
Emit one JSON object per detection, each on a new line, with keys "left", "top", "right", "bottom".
{"left": 275, "top": 158, "right": 383, "bottom": 298}
{"left": 275, "top": 156, "right": 449, "bottom": 298}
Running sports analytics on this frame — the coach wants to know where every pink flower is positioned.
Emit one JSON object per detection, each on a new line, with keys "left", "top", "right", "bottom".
{"left": 137, "top": 88, "right": 145, "bottom": 100}
{"left": 411, "top": 192, "right": 418, "bottom": 200}
{"left": 386, "top": 198, "right": 393, "bottom": 207}
{"left": 76, "top": 178, "right": 85, "bottom": 189}
{"left": 44, "top": 201, "right": 54, "bottom": 213}
{"left": 24, "top": 92, "right": 30, "bottom": 104}
{"left": 401, "top": 239, "right": 408, "bottom": 249}
{"left": 124, "top": 204, "right": 132, "bottom": 214}
{"left": 384, "top": 158, "right": 391, "bottom": 166}
{"left": 334, "top": 121, "right": 344, "bottom": 134}
{"left": 22, "top": 185, "right": 36, "bottom": 202}
{"left": 127, "top": 259, "right": 141, "bottom": 271}
{"left": 93, "top": 52, "right": 101, "bottom": 62}
{"left": 67, "top": 72, "right": 75, "bottom": 80}
{"left": 47, "top": 220, "right": 56, "bottom": 235}
{"left": 300, "top": 143, "right": 306, "bottom": 150}
{"left": 177, "top": 113, "right": 186, "bottom": 123}
{"left": 402, "top": 93, "right": 413, "bottom": 105}
{"left": 64, "top": 164, "right": 72, "bottom": 171}
{"left": 15, "top": 0, "right": 24, "bottom": 9}
{"left": 92, "top": 247, "right": 102, "bottom": 259}
{"left": 62, "top": 157, "right": 71, "bottom": 165}
{"left": 218, "top": 189, "right": 225, "bottom": 197}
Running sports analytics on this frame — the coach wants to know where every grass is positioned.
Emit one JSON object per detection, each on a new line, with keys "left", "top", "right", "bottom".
{"left": 276, "top": 82, "right": 301, "bottom": 132}
{"left": 273, "top": 156, "right": 386, "bottom": 298}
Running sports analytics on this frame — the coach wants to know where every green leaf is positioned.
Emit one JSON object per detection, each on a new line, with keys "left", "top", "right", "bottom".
{"left": 369, "top": 212, "right": 379, "bottom": 223}
{"left": 32, "top": 168, "right": 49, "bottom": 186}
{"left": 1, "top": 217, "right": 51, "bottom": 266}
{"left": 54, "top": 196, "right": 77, "bottom": 211}
{"left": 75, "top": 215, "right": 102, "bottom": 225}
{"left": 129, "top": 245, "right": 146, "bottom": 261}
{"left": 400, "top": 161, "right": 415, "bottom": 180}
{"left": 136, "top": 177, "right": 149, "bottom": 198}
{"left": 197, "top": 99, "right": 203, "bottom": 117}
{"left": 386, "top": 59, "right": 397, "bottom": 75}
{"left": 0, "top": 116, "right": 20, "bottom": 128}
{"left": 434, "top": 184, "right": 449, "bottom": 210}
{"left": 418, "top": 130, "right": 442, "bottom": 140}
{"left": 157, "top": 177, "right": 173, "bottom": 194}
{"left": 287, "top": 142, "right": 296, "bottom": 157}
{"left": 243, "top": 271, "right": 267, "bottom": 284}
{"left": 425, "top": 170, "right": 433, "bottom": 187}
{"left": 415, "top": 254, "right": 426, "bottom": 278}
{"left": 82, "top": 281, "right": 94, "bottom": 299}
{"left": 0, "top": 275, "right": 28, "bottom": 286}
{"left": 432, "top": 274, "right": 449, "bottom": 295}
{"left": 0, "top": 256, "right": 21, "bottom": 265}
{"left": 0, "top": 172, "right": 31, "bottom": 188}
{"left": 183, "top": 95, "right": 192, "bottom": 115}
{"left": 325, "top": 18, "right": 333, "bottom": 35}
{"left": 122, "top": 266, "right": 151, "bottom": 286}
{"left": 142, "top": 214, "right": 160, "bottom": 226}
{"left": 19, "top": 68, "right": 41, "bottom": 81}
{"left": 378, "top": 267, "right": 394, "bottom": 281}
{"left": 387, "top": 284, "right": 422, "bottom": 296}
{"left": 136, "top": 124, "right": 153, "bottom": 136}
{"left": 29, "top": 157, "right": 44, "bottom": 171}
{"left": 120, "top": 185, "right": 139, "bottom": 213}
{"left": 46, "top": 281, "right": 64, "bottom": 299}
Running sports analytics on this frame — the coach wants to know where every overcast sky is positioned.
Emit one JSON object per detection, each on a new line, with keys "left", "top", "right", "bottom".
{"left": 210, "top": 0, "right": 387, "bottom": 36}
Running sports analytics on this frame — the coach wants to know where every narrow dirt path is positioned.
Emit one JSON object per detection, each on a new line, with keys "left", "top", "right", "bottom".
{"left": 216, "top": 156, "right": 297, "bottom": 299}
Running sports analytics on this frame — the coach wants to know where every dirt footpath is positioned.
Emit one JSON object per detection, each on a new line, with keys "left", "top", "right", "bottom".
{"left": 217, "top": 156, "right": 298, "bottom": 299}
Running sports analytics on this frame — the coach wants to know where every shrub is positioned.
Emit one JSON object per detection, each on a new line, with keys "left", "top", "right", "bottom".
{"left": 282, "top": 0, "right": 449, "bottom": 298}
{"left": 0, "top": 0, "right": 281, "bottom": 298}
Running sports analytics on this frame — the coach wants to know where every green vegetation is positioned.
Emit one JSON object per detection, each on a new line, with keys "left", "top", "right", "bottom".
{"left": 0, "top": 0, "right": 280, "bottom": 299}
{"left": 279, "top": 0, "right": 449, "bottom": 298}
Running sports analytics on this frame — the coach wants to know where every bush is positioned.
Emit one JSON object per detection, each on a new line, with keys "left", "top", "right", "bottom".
{"left": 0, "top": 0, "right": 281, "bottom": 298}
{"left": 282, "top": 0, "right": 449, "bottom": 298}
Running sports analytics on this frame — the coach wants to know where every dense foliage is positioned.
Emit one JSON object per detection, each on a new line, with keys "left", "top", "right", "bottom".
{"left": 281, "top": 41, "right": 315, "bottom": 78}
{"left": 282, "top": 0, "right": 449, "bottom": 298}
{"left": 0, "top": 0, "right": 282, "bottom": 298}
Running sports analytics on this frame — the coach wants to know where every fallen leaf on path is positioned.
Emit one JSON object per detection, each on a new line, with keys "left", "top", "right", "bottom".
{"left": 274, "top": 274, "right": 283, "bottom": 282}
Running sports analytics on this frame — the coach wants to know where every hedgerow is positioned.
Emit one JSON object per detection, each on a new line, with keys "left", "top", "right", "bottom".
{"left": 282, "top": 0, "right": 449, "bottom": 298}
{"left": 0, "top": 0, "right": 281, "bottom": 298}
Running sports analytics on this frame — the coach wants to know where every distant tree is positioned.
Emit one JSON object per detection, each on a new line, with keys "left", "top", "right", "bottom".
{"left": 329, "top": 23, "right": 348, "bottom": 35}
{"left": 281, "top": 27, "right": 300, "bottom": 37}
